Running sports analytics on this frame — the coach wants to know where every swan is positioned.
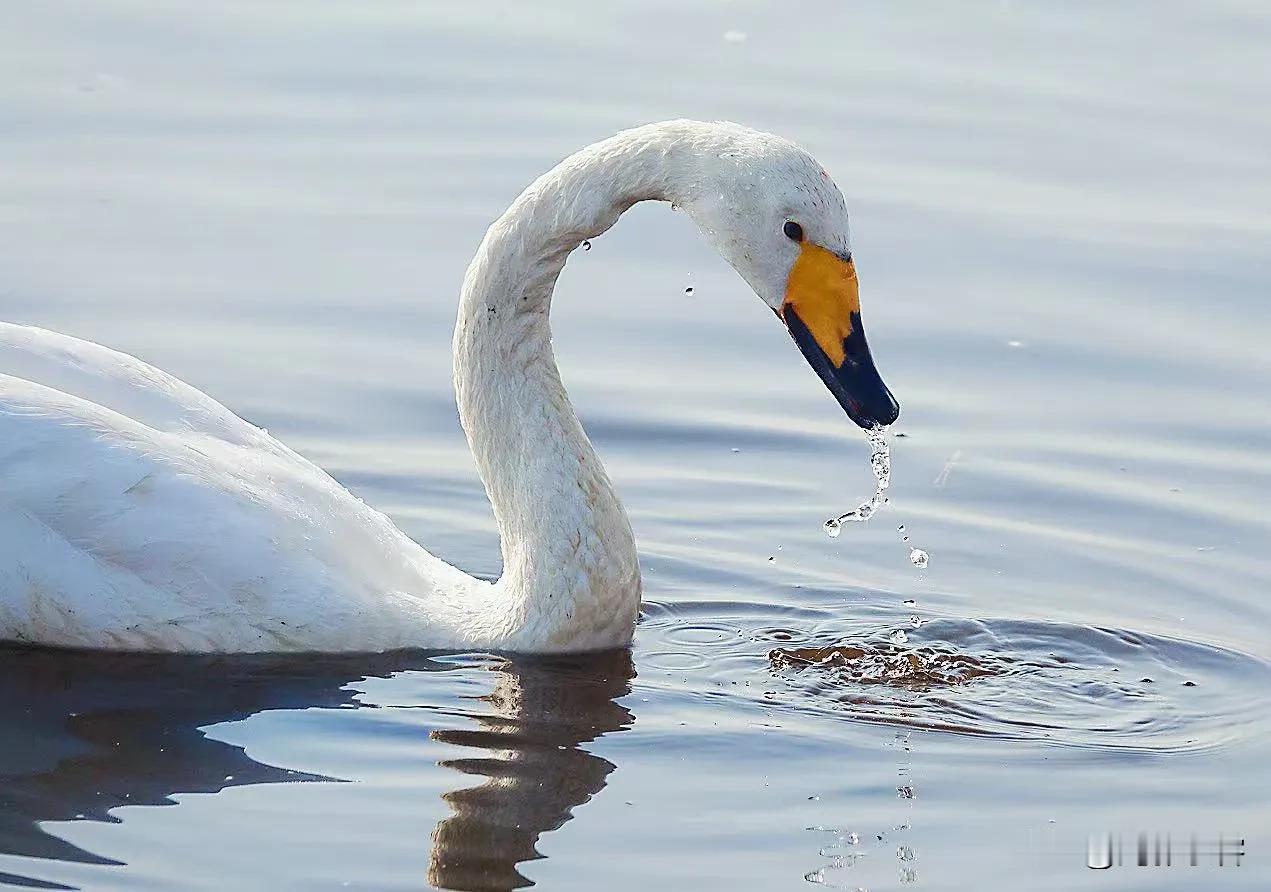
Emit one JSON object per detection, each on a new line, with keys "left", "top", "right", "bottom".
{"left": 0, "top": 120, "right": 899, "bottom": 653}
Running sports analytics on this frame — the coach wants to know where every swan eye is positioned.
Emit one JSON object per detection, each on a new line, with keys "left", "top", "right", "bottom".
{"left": 783, "top": 221, "right": 804, "bottom": 242}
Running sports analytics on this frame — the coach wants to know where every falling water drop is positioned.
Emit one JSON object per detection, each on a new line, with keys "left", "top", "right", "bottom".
{"left": 581, "top": 240, "right": 592, "bottom": 251}
{"left": 824, "top": 518, "right": 842, "bottom": 538}
{"left": 684, "top": 286, "right": 694, "bottom": 295}
{"left": 889, "top": 629, "right": 909, "bottom": 645}
{"left": 909, "top": 548, "right": 929, "bottom": 569}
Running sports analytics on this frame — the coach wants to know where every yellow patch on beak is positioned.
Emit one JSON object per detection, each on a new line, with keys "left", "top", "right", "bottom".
{"left": 780, "top": 244, "right": 860, "bottom": 367}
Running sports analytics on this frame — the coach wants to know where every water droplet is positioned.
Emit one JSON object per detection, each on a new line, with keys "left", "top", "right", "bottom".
{"left": 889, "top": 629, "right": 909, "bottom": 645}
{"left": 871, "top": 454, "right": 891, "bottom": 489}
{"left": 897, "top": 524, "right": 905, "bottom": 533}
{"left": 768, "top": 556, "right": 775, "bottom": 562}
{"left": 902, "top": 598, "right": 916, "bottom": 606}
{"left": 909, "top": 548, "right": 928, "bottom": 569}
{"left": 824, "top": 518, "right": 841, "bottom": 538}
{"left": 684, "top": 286, "right": 694, "bottom": 295}
{"left": 581, "top": 240, "right": 591, "bottom": 251}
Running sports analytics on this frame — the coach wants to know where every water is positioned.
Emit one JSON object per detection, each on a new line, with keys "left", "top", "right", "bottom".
{"left": 826, "top": 433, "right": 930, "bottom": 572}
{"left": 3, "top": 2, "right": 1271, "bottom": 889}
{"left": 825, "top": 428, "right": 891, "bottom": 536}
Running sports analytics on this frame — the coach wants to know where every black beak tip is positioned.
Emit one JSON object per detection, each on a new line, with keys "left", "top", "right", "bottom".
{"left": 845, "top": 388, "right": 900, "bottom": 430}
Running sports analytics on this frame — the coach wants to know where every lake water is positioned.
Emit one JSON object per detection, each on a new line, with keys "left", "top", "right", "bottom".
{"left": 3, "top": 2, "right": 1270, "bottom": 889}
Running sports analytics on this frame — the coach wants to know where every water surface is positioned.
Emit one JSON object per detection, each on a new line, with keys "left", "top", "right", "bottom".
{"left": 2, "top": 1, "right": 1270, "bottom": 889}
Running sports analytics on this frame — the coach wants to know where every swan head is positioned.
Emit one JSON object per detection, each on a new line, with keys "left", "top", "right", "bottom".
{"left": 682, "top": 126, "right": 900, "bottom": 430}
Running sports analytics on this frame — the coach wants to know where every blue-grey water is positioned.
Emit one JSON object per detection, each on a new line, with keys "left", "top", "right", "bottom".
{"left": 3, "top": 2, "right": 1270, "bottom": 889}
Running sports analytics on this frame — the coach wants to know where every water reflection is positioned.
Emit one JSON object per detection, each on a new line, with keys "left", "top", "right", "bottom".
{"left": 0, "top": 646, "right": 633, "bottom": 891}
{"left": 429, "top": 652, "right": 634, "bottom": 890}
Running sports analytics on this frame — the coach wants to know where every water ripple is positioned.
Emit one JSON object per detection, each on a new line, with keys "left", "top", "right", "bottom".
{"left": 638, "top": 604, "right": 1271, "bottom": 754}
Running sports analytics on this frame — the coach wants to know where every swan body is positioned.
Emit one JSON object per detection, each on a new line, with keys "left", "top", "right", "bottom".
{"left": 0, "top": 120, "right": 898, "bottom": 653}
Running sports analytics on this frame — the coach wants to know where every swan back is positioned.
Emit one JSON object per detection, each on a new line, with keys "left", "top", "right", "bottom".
{"left": 0, "top": 323, "right": 292, "bottom": 455}
{"left": 0, "top": 325, "right": 485, "bottom": 651}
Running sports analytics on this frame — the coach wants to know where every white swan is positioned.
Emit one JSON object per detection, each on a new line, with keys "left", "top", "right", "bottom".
{"left": 0, "top": 120, "right": 898, "bottom": 653}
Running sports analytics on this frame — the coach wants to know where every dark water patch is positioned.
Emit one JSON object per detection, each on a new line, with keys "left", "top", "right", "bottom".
{"left": 0, "top": 646, "right": 637, "bottom": 891}
{"left": 0, "top": 647, "right": 440, "bottom": 868}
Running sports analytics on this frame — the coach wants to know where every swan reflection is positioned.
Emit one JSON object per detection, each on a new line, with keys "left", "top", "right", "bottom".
{"left": 0, "top": 647, "right": 634, "bottom": 891}
{"left": 428, "top": 652, "right": 634, "bottom": 890}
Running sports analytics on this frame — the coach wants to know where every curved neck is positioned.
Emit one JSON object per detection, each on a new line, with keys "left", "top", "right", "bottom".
{"left": 452, "top": 123, "right": 715, "bottom": 650}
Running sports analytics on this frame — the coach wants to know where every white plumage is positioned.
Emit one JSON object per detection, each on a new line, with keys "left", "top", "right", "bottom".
{"left": 0, "top": 323, "right": 485, "bottom": 651}
{"left": 0, "top": 120, "right": 863, "bottom": 652}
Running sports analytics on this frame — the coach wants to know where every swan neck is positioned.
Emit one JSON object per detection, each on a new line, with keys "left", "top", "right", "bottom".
{"left": 453, "top": 126, "right": 707, "bottom": 649}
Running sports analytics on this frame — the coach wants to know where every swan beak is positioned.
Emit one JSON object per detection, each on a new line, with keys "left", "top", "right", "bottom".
{"left": 779, "top": 244, "right": 900, "bottom": 430}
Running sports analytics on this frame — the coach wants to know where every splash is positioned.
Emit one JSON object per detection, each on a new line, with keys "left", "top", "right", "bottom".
{"left": 823, "top": 427, "right": 890, "bottom": 537}
{"left": 770, "top": 641, "right": 1005, "bottom": 689}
